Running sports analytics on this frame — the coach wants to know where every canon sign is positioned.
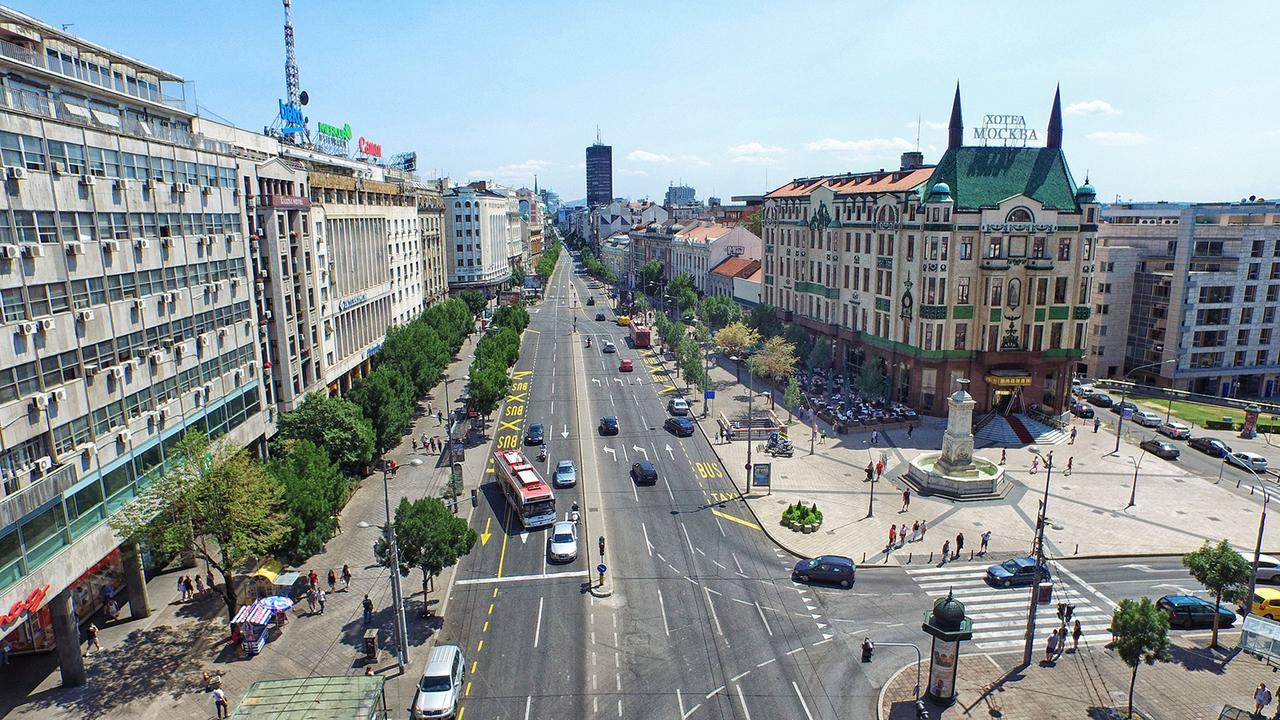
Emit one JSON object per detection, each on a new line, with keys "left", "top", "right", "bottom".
{"left": 357, "top": 137, "right": 382, "bottom": 158}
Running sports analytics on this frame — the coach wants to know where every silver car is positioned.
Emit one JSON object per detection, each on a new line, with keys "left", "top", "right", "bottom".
{"left": 548, "top": 520, "right": 578, "bottom": 563}
{"left": 413, "top": 644, "right": 465, "bottom": 719}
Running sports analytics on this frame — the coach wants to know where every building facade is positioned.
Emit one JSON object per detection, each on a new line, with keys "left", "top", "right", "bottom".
{"left": 0, "top": 9, "right": 269, "bottom": 682}
{"left": 664, "top": 184, "right": 696, "bottom": 207}
{"left": 586, "top": 141, "right": 612, "bottom": 206}
{"left": 1083, "top": 242, "right": 1138, "bottom": 381}
{"left": 443, "top": 183, "right": 513, "bottom": 296}
{"left": 1092, "top": 200, "right": 1280, "bottom": 398}
{"left": 415, "top": 180, "right": 448, "bottom": 309}
{"left": 762, "top": 87, "right": 1097, "bottom": 417}
{"left": 707, "top": 257, "right": 760, "bottom": 299}
{"left": 670, "top": 222, "right": 762, "bottom": 294}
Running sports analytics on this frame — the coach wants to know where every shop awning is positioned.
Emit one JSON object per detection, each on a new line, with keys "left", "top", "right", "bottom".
{"left": 232, "top": 601, "right": 275, "bottom": 626}
{"left": 274, "top": 571, "right": 302, "bottom": 589}
{"left": 985, "top": 370, "right": 1032, "bottom": 388}
{"left": 251, "top": 559, "right": 285, "bottom": 583}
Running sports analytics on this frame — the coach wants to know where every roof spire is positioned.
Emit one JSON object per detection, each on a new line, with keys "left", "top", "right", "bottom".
{"left": 1047, "top": 84, "right": 1063, "bottom": 149}
{"left": 948, "top": 82, "right": 963, "bottom": 149}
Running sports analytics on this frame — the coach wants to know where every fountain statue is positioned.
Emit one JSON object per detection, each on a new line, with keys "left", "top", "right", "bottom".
{"left": 906, "top": 379, "right": 1007, "bottom": 499}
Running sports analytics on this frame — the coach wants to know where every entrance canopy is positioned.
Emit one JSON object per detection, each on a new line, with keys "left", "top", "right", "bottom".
{"left": 984, "top": 369, "right": 1032, "bottom": 388}
{"left": 230, "top": 676, "right": 387, "bottom": 719}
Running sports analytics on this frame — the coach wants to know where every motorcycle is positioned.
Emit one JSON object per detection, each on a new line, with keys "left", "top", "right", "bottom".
{"left": 586, "top": 337, "right": 592, "bottom": 348}
{"left": 537, "top": 444, "right": 547, "bottom": 462}
{"left": 765, "top": 432, "right": 794, "bottom": 457}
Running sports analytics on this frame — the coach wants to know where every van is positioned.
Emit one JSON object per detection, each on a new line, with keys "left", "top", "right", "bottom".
{"left": 1249, "top": 587, "right": 1280, "bottom": 621}
{"left": 413, "top": 644, "right": 466, "bottom": 718}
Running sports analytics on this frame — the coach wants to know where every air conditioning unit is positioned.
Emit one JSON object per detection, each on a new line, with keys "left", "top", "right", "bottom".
{"left": 102, "top": 239, "right": 119, "bottom": 253}
{"left": 6, "top": 166, "right": 28, "bottom": 181}
{"left": 84, "top": 362, "right": 99, "bottom": 375}
{"left": 174, "top": 344, "right": 186, "bottom": 359}
{"left": 29, "top": 394, "right": 47, "bottom": 411}
{"left": 161, "top": 236, "right": 174, "bottom": 248}
{"left": 79, "top": 443, "right": 97, "bottom": 459}
{"left": 230, "top": 277, "right": 241, "bottom": 289}
{"left": 50, "top": 388, "right": 66, "bottom": 404}
{"left": 197, "top": 334, "right": 208, "bottom": 348}
{"left": 217, "top": 327, "right": 227, "bottom": 340}
{"left": 17, "top": 321, "right": 36, "bottom": 336}
{"left": 80, "top": 174, "right": 96, "bottom": 186}
{"left": 51, "top": 161, "right": 66, "bottom": 175}
{"left": 65, "top": 241, "right": 84, "bottom": 255}
{"left": 132, "top": 298, "right": 145, "bottom": 311}
{"left": 39, "top": 318, "right": 54, "bottom": 332}
{"left": 225, "top": 234, "right": 234, "bottom": 243}
{"left": 34, "top": 457, "right": 52, "bottom": 472}
{"left": 21, "top": 244, "right": 44, "bottom": 258}
{"left": 117, "top": 429, "right": 131, "bottom": 445}
{"left": 157, "top": 408, "right": 168, "bottom": 422}
{"left": 0, "top": 244, "right": 17, "bottom": 259}
{"left": 113, "top": 177, "right": 127, "bottom": 190}
{"left": 201, "top": 185, "right": 211, "bottom": 196}
{"left": 109, "top": 365, "right": 125, "bottom": 380}
{"left": 175, "top": 183, "right": 190, "bottom": 193}
{"left": 148, "top": 351, "right": 161, "bottom": 368}
{"left": 134, "top": 238, "right": 150, "bottom": 250}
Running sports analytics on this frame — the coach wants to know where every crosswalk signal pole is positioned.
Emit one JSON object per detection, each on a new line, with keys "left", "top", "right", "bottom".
{"left": 1023, "top": 450, "right": 1053, "bottom": 667}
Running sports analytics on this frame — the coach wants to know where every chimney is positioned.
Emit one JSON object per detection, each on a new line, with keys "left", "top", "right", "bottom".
{"left": 900, "top": 151, "right": 924, "bottom": 170}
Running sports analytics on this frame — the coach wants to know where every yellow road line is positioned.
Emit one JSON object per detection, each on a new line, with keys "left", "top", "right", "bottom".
{"left": 496, "top": 508, "right": 511, "bottom": 577}
{"left": 488, "top": 603, "right": 494, "bottom": 615}
{"left": 466, "top": 680, "right": 472, "bottom": 696}
{"left": 712, "top": 508, "right": 761, "bottom": 530}
{"left": 476, "top": 640, "right": 483, "bottom": 652}
{"left": 458, "top": 708, "right": 465, "bottom": 720}
{"left": 483, "top": 620, "right": 489, "bottom": 632}
{"left": 471, "top": 661, "right": 478, "bottom": 674}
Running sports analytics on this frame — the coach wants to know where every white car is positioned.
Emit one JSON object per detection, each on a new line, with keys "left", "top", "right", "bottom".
{"left": 1247, "top": 552, "right": 1280, "bottom": 584}
{"left": 554, "top": 459, "right": 577, "bottom": 488}
{"left": 413, "top": 644, "right": 466, "bottom": 719}
{"left": 1226, "top": 451, "right": 1269, "bottom": 474}
{"left": 1133, "top": 410, "right": 1163, "bottom": 427}
{"left": 667, "top": 398, "right": 690, "bottom": 416}
{"left": 1157, "top": 422, "right": 1191, "bottom": 440}
{"left": 548, "top": 520, "right": 578, "bottom": 563}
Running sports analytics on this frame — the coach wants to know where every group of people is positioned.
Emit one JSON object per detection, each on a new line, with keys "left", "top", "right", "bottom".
{"left": 413, "top": 433, "right": 445, "bottom": 453}
{"left": 301, "top": 566, "right": 352, "bottom": 616}
{"left": 886, "top": 519, "right": 928, "bottom": 550}
{"left": 1045, "top": 616, "right": 1084, "bottom": 662}
{"left": 176, "top": 570, "right": 216, "bottom": 603}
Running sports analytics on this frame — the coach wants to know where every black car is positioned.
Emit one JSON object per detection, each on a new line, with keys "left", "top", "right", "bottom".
{"left": 791, "top": 555, "right": 857, "bottom": 588}
{"left": 599, "top": 416, "right": 619, "bottom": 435}
{"left": 595, "top": 312, "right": 606, "bottom": 321}
{"left": 664, "top": 417, "right": 695, "bottom": 437}
{"left": 1156, "top": 595, "right": 1236, "bottom": 629}
{"left": 1070, "top": 401, "right": 1094, "bottom": 419}
{"left": 1139, "top": 437, "right": 1180, "bottom": 460}
{"left": 1110, "top": 400, "right": 1139, "bottom": 416}
{"left": 524, "top": 423, "right": 545, "bottom": 446}
{"left": 1086, "top": 392, "right": 1114, "bottom": 408}
{"left": 985, "top": 556, "right": 1052, "bottom": 588}
{"left": 1188, "top": 436, "right": 1232, "bottom": 457}
{"left": 586, "top": 297, "right": 595, "bottom": 306}
{"left": 630, "top": 461, "right": 657, "bottom": 485}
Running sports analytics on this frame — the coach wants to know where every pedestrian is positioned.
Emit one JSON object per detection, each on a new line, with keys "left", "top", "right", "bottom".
{"left": 306, "top": 587, "right": 316, "bottom": 614}
{"left": 902, "top": 489, "right": 911, "bottom": 512}
{"left": 907, "top": 424, "right": 914, "bottom": 439}
{"left": 871, "top": 429, "right": 879, "bottom": 446}
{"left": 308, "top": 569, "right": 318, "bottom": 589}
{"left": 1065, "top": 604, "right": 1075, "bottom": 623}
{"left": 422, "top": 432, "right": 429, "bottom": 448}
{"left": 195, "top": 573, "right": 205, "bottom": 597}
{"left": 875, "top": 460, "right": 884, "bottom": 479}
{"left": 941, "top": 540, "right": 950, "bottom": 564}
{"left": 911, "top": 520, "right": 920, "bottom": 542}
{"left": 327, "top": 569, "right": 337, "bottom": 593}
{"left": 1066, "top": 457, "right": 1073, "bottom": 476}
{"left": 207, "top": 568, "right": 216, "bottom": 596}
{"left": 342, "top": 564, "right": 352, "bottom": 591}
{"left": 955, "top": 532, "right": 965, "bottom": 559}
{"left": 865, "top": 463, "right": 874, "bottom": 483}
{"left": 999, "top": 448, "right": 1007, "bottom": 465}
{"left": 334, "top": 513, "right": 342, "bottom": 535}
{"left": 1093, "top": 416, "right": 1100, "bottom": 433}
{"left": 177, "top": 575, "right": 187, "bottom": 602}
{"left": 412, "top": 438, "right": 419, "bottom": 451}
{"left": 898, "top": 524, "right": 908, "bottom": 548}
{"left": 184, "top": 576, "right": 195, "bottom": 601}
{"left": 427, "top": 400, "right": 433, "bottom": 416}
{"left": 317, "top": 589, "right": 326, "bottom": 615}
{"left": 980, "top": 530, "right": 991, "bottom": 554}
{"left": 84, "top": 622, "right": 101, "bottom": 656}
{"left": 1257, "top": 683, "right": 1273, "bottom": 716}
{"left": 437, "top": 411, "right": 444, "bottom": 426}
{"left": 1071, "top": 619, "right": 1082, "bottom": 652}
{"left": 1030, "top": 457, "right": 1039, "bottom": 474}
{"left": 106, "top": 596, "right": 119, "bottom": 621}
{"left": 362, "top": 595, "right": 374, "bottom": 626}
{"left": 1046, "top": 628, "right": 1059, "bottom": 662}
{"left": 818, "top": 428, "right": 826, "bottom": 445}
{"left": 889, "top": 524, "right": 897, "bottom": 548}
{"left": 213, "top": 687, "right": 230, "bottom": 719}
{"left": 1069, "top": 426, "right": 1077, "bottom": 444}
{"left": 920, "top": 518, "right": 928, "bottom": 540}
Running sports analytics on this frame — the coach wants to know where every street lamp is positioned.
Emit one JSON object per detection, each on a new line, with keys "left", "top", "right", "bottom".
{"left": 1111, "top": 358, "right": 1180, "bottom": 455}
{"left": 1247, "top": 481, "right": 1274, "bottom": 618}
{"left": 1126, "top": 451, "right": 1147, "bottom": 508}
{"left": 380, "top": 460, "right": 410, "bottom": 669}
{"left": 1022, "top": 447, "right": 1055, "bottom": 667}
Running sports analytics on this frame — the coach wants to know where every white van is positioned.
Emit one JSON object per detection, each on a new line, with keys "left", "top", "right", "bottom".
{"left": 413, "top": 644, "right": 466, "bottom": 719}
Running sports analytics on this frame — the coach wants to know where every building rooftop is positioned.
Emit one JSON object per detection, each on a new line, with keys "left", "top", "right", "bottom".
{"left": 675, "top": 222, "right": 734, "bottom": 242}
{"left": 767, "top": 167, "right": 936, "bottom": 199}
{"left": 0, "top": 5, "right": 185, "bottom": 81}
{"left": 710, "top": 257, "right": 761, "bottom": 279}
{"left": 925, "top": 147, "right": 1079, "bottom": 211}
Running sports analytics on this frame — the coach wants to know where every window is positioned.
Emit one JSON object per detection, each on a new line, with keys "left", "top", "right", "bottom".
{"left": 1035, "top": 278, "right": 1048, "bottom": 305}
{"left": 41, "top": 349, "right": 81, "bottom": 390}
{"left": 123, "top": 152, "right": 148, "bottom": 180}
{"left": 954, "top": 324, "right": 967, "bottom": 350}
{"left": 48, "top": 140, "right": 86, "bottom": 174}
{"left": 987, "top": 237, "right": 1003, "bottom": 258}
{"left": 1053, "top": 277, "right": 1067, "bottom": 304}
{"left": 72, "top": 277, "right": 106, "bottom": 308}
{"left": 0, "top": 131, "right": 46, "bottom": 170}
{"left": 990, "top": 278, "right": 1003, "bottom": 306}
{"left": 956, "top": 277, "right": 970, "bottom": 304}
{"left": 0, "top": 360, "right": 38, "bottom": 403}
{"left": 1058, "top": 237, "right": 1071, "bottom": 261}
{"left": 959, "top": 237, "right": 972, "bottom": 260}
{"left": 1032, "top": 237, "right": 1047, "bottom": 259}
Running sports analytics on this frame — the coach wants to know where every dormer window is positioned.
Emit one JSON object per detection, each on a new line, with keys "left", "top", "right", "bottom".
{"left": 1006, "top": 207, "right": 1033, "bottom": 224}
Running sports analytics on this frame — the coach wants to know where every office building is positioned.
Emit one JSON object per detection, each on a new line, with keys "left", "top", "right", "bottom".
{"left": 670, "top": 222, "right": 763, "bottom": 294}
{"left": 443, "top": 182, "right": 514, "bottom": 296}
{"left": 664, "top": 184, "right": 696, "bottom": 207}
{"left": 1090, "top": 200, "right": 1280, "bottom": 398}
{"left": 586, "top": 138, "right": 612, "bottom": 206}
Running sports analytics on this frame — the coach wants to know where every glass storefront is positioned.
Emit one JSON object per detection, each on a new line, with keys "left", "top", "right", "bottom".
{"left": 0, "top": 548, "right": 123, "bottom": 655}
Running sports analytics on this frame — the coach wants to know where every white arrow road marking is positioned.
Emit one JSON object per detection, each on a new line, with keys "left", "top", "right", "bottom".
{"left": 604, "top": 447, "right": 616, "bottom": 461}
{"left": 633, "top": 445, "right": 648, "bottom": 460}
{"left": 1120, "top": 564, "right": 1156, "bottom": 573}
{"left": 666, "top": 444, "right": 675, "bottom": 460}
{"left": 614, "top": 378, "right": 624, "bottom": 386}
{"left": 593, "top": 378, "right": 601, "bottom": 386}
{"left": 562, "top": 425, "right": 569, "bottom": 438}
{"left": 518, "top": 531, "right": 528, "bottom": 544}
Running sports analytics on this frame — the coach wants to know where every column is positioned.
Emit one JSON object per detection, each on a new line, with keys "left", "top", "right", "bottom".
{"left": 120, "top": 540, "right": 151, "bottom": 620}
{"left": 48, "top": 588, "right": 86, "bottom": 687}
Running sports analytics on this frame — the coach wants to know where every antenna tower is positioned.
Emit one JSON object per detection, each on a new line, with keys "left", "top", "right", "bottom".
{"left": 279, "top": 0, "right": 311, "bottom": 143}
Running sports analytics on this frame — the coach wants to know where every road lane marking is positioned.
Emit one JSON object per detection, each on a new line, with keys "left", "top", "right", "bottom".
{"left": 658, "top": 590, "right": 671, "bottom": 636}
{"left": 711, "top": 508, "right": 761, "bottom": 529}
{"left": 715, "top": 518, "right": 725, "bottom": 537}
{"left": 705, "top": 586, "right": 725, "bottom": 638}
{"left": 681, "top": 522, "right": 696, "bottom": 557}
{"left": 792, "top": 681, "right": 815, "bottom": 720}
{"left": 534, "top": 596, "right": 544, "bottom": 648}
{"left": 786, "top": 647, "right": 805, "bottom": 656}
{"left": 736, "top": 685, "right": 752, "bottom": 720}
{"left": 757, "top": 657, "right": 775, "bottom": 668}
{"left": 732, "top": 553, "right": 744, "bottom": 574}
{"left": 706, "top": 686, "right": 725, "bottom": 699}
{"left": 524, "top": 696, "right": 532, "bottom": 720}
{"left": 642, "top": 521, "right": 653, "bottom": 557}
{"left": 677, "top": 689, "right": 686, "bottom": 718}
{"left": 730, "top": 670, "right": 751, "bottom": 682}
{"left": 755, "top": 601, "right": 773, "bottom": 637}
{"left": 456, "top": 570, "right": 589, "bottom": 586}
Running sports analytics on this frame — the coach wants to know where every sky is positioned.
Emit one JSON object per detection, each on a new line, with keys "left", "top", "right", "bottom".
{"left": 21, "top": 1, "right": 1280, "bottom": 204}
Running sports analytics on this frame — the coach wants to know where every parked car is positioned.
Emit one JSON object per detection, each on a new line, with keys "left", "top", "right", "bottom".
{"left": 1111, "top": 400, "right": 1139, "bottom": 416}
{"left": 1139, "top": 437, "right": 1180, "bottom": 460}
{"left": 1070, "top": 401, "right": 1095, "bottom": 419}
{"left": 1157, "top": 422, "right": 1191, "bottom": 440}
{"left": 524, "top": 423, "right": 545, "bottom": 446}
{"left": 1244, "top": 552, "right": 1280, "bottom": 583}
{"left": 595, "top": 312, "right": 606, "bottom": 321}
{"left": 599, "top": 416, "right": 619, "bottom": 435}
{"left": 619, "top": 358, "right": 634, "bottom": 372}
{"left": 664, "top": 416, "right": 696, "bottom": 437}
{"left": 547, "top": 520, "right": 578, "bottom": 563}
{"left": 413, "top": 645, "right": 466, "bottom": 720}
{"left": 1134, "top": 410, "right": 1163, "bottom": 427}
{"left": 630, "top": 461, "right": 658, "bottom": 485}
{"left": 985, "top": 556, "right": 1051, "bottom": 588}
{"left": 586, "top": 297, "right": 595, "bottom": 306}
{"left": 602, "top": 341, "right": 617, "bottom": 353}
{"left": 553, "top": 459, "right": 577, "bottom": 488}
{"left": 1086, "top": 392, "right": 1114, "bottom": 408}
{"left": 791, "top": 555, "right": 856, "bottom": 589}
{"left": 1250, "top": 588, "right": 1280, "bottom": 620}
{"left": 667, "top": 398, "right": 690, "bottom": 416}
{"left": 1188, "top": 436, "right": 1232, "bottom": 457}
{"left": 1156, "top": 595, "right": 1236, "bottom": 629}
{"left": 1226, "top": 451, "right": 1269, "bottom": 474}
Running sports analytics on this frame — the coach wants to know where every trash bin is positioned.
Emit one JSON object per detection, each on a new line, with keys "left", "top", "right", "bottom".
{"left": 362, "top": 629, "right": 379, "bottom": 662}
{"left": 1037, "top": 582, "right": 1054, "bottom": 604}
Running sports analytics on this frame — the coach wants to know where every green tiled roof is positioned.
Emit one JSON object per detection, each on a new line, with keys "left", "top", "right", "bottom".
{"left": 925, "top": 147, "right": 1079, "bottom": 211}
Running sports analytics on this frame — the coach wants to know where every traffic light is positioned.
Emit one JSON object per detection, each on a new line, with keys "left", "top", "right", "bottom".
{"left": 860, "top": 638, "right": 874, "bottom": 663}
{"left": 915, "top": 700, "right": 929, "bottom": 719}
{"left": 598, "top": 536, "right": 606, "bottom": 558}
{"left": 470, "top": 489, "right": 478, "bottom": 508}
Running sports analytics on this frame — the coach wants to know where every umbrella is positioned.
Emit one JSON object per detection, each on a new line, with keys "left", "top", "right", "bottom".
{"left": 257, "top": 595, "right": 294, "bottom": 612}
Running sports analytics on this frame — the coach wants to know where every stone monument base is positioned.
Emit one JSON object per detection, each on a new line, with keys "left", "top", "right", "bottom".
{"left": 906, "top": 452, "right": 1007, "bottom": 500}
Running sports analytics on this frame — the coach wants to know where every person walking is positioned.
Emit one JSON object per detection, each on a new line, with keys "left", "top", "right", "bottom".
{"left": 941, "top": 540, "right": 950, "bottom": 564}
{"left": 362, "top": 595, "right": 374, "bottom": 626}
{"left": 84, "top": 622, "right": 101, "bottom": 656}
{"left": 875, "top": 460, "right": 884, "bottom": 479}
{"left": 1046, "top": 628, "right": 1059, "bottom": 662}
{"left": 177, "top": 576, "right": 188, "bottom": 602}
{"left": 999, "top": 448, "right": 1007, "bottom": 465}
{"left": 901, "top": 489, "right": 911, "bottom": 512}
{"left": 1256, "top": 683, "right": 1273, "bottom": 716}
{"left": 955, "top": 532, "right": 965, "bottom": 559}
{"left": 194, "top": 574, "right": 205, "bottom": 598}
{"left": 865, "top": 463, "right": 874, "bottom": 483}
{"left": 308, "top": 569, "right": 319, "bottom": 589}
{"left": 1066, "top": 457, "right": 1074, "bottom": 476}
{"left": 898, "top": 524, "right": 908, "bottom": 548}
{"left": 213, "top": 687, "right": 230, "bottom": 719}
{"left": 888, "top": 525, "right": 897, "bottom": 549}
{"left": 920, "top": 518, "right": 928, "bottom": 540}
{"left": 911, "top": 520, "right": 920, "bottom": 542}
{"left": 980, "top": 530, "right": 991, "bottom": 554}
{"left": 907, "top": 424, "right": 914, "bottom": 439}
{"left": 342, "top": 564, "right": 352, "bottom": 591}
{"left": 305, "top": 587, "right": 317, "bottom": 614}
{"left": 871, "top": 429, "right": 879, "bottom": 446}
{"left": 317, "top": 589, "right": 326, "bottom": 615}
{"left": 327, "top": 569, "right": 337, "bottom": 593}
{"left": 412, "top": 438, "right": 419, "bottom": 451}
{"left": 1030, "top": 457, "right": 1039, "bottom": 474}
{"left": 1069, "top": 426, "right": 1077, "bottom": 444}
{"left": 437, "top": 410, "right": 444, "bottom": 426}
{"left": 1093, "top": 416, "right": 1101, "bottom": 433}
{"left": 422, "top": 432, "right": 430, "bottom": 449}
{"left": 1071, "top": 619, "right": 1083, "bottom": 652}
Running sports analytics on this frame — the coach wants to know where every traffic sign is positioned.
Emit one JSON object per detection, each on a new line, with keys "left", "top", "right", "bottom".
{"left": 704, "top": 390, "right": 715, "bottom": 400}
{"left": 596, "top": 564, "right": 607, "bottom": 575}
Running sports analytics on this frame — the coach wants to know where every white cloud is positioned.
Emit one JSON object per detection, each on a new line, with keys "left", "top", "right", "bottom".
{"left": 805, "top": 137, "right": 914, "bottom": 153}
{"left": 465, "top": 159, "right": 551, "bottom": 182}
{"left": 1085, "top": 131, "right": 1149, "bottom": 146}
{"left": 617, "top": 168, "right": 648, "bottom": 176}
{"left": 728, "top": 142, "right": 784, "bottom": 156}
{"left": 903, "top": 120, "right": 948, "bottom": 130}
{"left": 626, "top": 149, "right": 711, "bottom": 167}
{"left": 1065, "top": 99, "right": 1118, "bottom": 116}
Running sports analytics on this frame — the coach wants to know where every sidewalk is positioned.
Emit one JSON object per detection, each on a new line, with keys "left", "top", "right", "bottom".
{"left": 692, "top": 356, "right": 1277, "bottom": 564}
{"left": 880, "top": 634, "right": 1268, "bottom": 720}
{"left": 1, "top": 332, "right": 492, "bottom": 720}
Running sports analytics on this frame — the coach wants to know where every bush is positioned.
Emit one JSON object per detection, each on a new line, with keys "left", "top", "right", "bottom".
{"left": 782, "top": 502, "right": 822, "bottom": 527}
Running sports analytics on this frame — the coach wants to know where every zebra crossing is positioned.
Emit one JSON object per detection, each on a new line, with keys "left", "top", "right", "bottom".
{"left": 904, "top": 560, "right": 1118, "bottom": 652}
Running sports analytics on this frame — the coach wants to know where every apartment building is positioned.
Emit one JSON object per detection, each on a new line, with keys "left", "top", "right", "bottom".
{"left": 0, "top": 9, "right": 268, "bottom": 684}
{"left": 1092, "top": 200, "right": 1280, "bottom": 398}
{"left": 670, "top": 221, "right": 763, "bottom": 294}
{"left": 762, "top": 87, "right": 1098, "bottom": 417}
{"left": 415, "top": 180, "right": 448, "bottom": 308}
{"left": 443, "top": 182, "right": 514, "bottom": 296}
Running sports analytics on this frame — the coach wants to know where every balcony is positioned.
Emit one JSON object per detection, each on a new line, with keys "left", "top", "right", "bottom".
{"left": 1027, "top": 257, "right": 1056, "bottom": 270}
{"left": 979, "top": 256, "right": 1009, "bottom": 270}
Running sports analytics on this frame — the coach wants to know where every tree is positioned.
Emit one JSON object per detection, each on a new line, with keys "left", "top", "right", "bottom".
{"left": 350, "top": 366, "right": 416, "bottom": 455}
{"left": 639, "top": 260, "right": 664, "bottom": 296}
{"left": 111, "top": 431, "right": 288, "bottom": 621}
{"left": 807, "top": 339, "right": 833, "bottom": 370}
{"left": 750, "top": 336, "right": 798, "bottom": 381}
{"left": 702, "top": 294, "right": 742, "bottom": 330}
{"left": 377, "top": 497, "right": 477, "bottom": 609}
{"left": 714, "top": 322, "right": 760, "bottom": 358}
{"left": 783, "top": 377, "right": 802, "bottom": 423}
{"left": 748, "top": 303, "right": 784, "bottom": 339}
{"left": 784, "top": 322, "right": 812, "bottom": 358}
{"left": 746, "top": 208, "right": 763, "bottom": 238}
{"left": 267, "top": 440, "right": 347, "bottom": 560}
{"left": 510, "top": 266, "right": 527, "bottom": 289}
{"left": 276, "top": 393, "right": 376, "bottom": 476}
{"left": 634, "top": 295, "right": 651, "bottom": 317}
{"left": 491, "top": 304, "right": 530, "bottom": 334}
{"left": 856, "top": 361, "right": 887, "bottom": 400}
{"left": 1182, "top": 539, "right": 1252, "bottom": 647}
{"left": 468, "top": 365, "right": 510, "bottom": 419}
{"left": 459, "top": 289, "right": 489, "bottom": 317}
{"left": 1109, "top": 597, "right": 1170, "bottom": 719}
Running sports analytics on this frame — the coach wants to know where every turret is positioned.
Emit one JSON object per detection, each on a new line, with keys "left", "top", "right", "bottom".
{"left": 1047, "top": 85, "right": 1063, "bottom": 149}
{"left": 948, "top": 82, "right": 963, "bottom": 149}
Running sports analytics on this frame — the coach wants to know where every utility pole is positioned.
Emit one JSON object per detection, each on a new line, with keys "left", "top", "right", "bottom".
{"left": 1022, "top": 449, "right": 1053, "bottom": 667}
{"left": 381, "top": 462, "right": 410, "bottom": 669}
{"left": 745, "top": 377, "right": 754, "bottom": 496}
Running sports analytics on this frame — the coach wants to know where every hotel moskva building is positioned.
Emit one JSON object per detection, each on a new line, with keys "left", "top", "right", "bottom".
{"left": 762, "top": 86, "right": 1099, "bottom": 422}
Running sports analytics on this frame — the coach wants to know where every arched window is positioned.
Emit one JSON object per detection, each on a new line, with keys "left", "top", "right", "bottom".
{"left": 1006, "top": 207, "right": 1033, "bottom": 224}
{"left": 877, "top": 205, "right": 898, "bottom": 224}
{"left": 1007, "top": 278, "right": 1021, "bottom": 309}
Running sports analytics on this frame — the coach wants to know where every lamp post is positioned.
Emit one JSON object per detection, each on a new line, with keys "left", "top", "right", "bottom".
{"left": 380, "top": 461, "right": 410, "bottom": 669}
{"left": 1248, "top": 483, "right": 1273, "bottom": 618}
{"left": 1127, "top": 450, "right": 1147, "bottom": 508}
{"left": 745, "top": 366, "right": 755, "bottom": 496}
{"left": 1022, "top": 447, "right": 1054, "bottom": 667}
{"left": 1112, "top": 358, "right": 1179, "bottom": 455}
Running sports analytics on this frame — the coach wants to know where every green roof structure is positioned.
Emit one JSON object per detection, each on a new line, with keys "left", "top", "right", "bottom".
{"left": 926, "top": 146, "right": 1079, "bottom": 211}
{"left": 229, "top": 676, "right": 387, "bottom": 720}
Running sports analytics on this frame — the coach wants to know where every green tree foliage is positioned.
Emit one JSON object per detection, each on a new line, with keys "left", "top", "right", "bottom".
{"left": 714, "top": 322, "right": 760, "bottom": 358}
{"left": 783, "top": 376, "right": 802, "bottom": 423}
{"left": 784, "top": 322, "right": 812, "bottom": 358}
{"left": 377, "top": 496, "right": 478, "bottom": 607}
{"left": 749, "top": 336, "right": 798, "bottom": 381}
{"left": 807, "top": 338, "right": 833, "bottom": 370}
{"left": 468, "top": 365, "right": 510, "bottom": 419}
{"left": 536, "top": 238, "right": 561, "bottom": 281}
{"left": 510, "top": 266, "right": 527, "bottom": 289}
{"left": 378, "top": 322, "right": 449, "bottom": 397}
{"left": 350, "top": 366, "right": 416, "bottom": 455}
{"left": 857, "top": 361, "right": 887, "bottom": 399}
{"left": 1109, "top": 597, "right": 1171, "bottom": 718}
{"left": 110, "top": 431, "right": 287, "bottom": 620}
{"left": 748, "top": 303, "right": 784, "bottom": 339}
{"left": 459, "top": 290, "right": 489, "bottom": 317}
{"left": 490, "top": 304, "right": 530, "bottom": 334}
{"left": 746, "top": 208, "right": 763, "bottom": 237}
{"left": 701, "top": 294, "right": 742, "bottom": 330}
{"left": 639, "top": 260, "right": 664, "bottom": 296}
{"left": 267, "top": 440, "right": 347, "bottom": 560}
{"left": 577, "top": 245, "right": 618, "bottom": 284}
{"left": 634, "top": 295, "right": 651, "bottom": 316}
{"left": 1182, "top": 539, "right": 1252, "bottom": 647}
{"left": 422, "top": 298, "right": 475, "bottom": 351}
{"left": 276, "top": 393, "right": 376, "bottom": 476}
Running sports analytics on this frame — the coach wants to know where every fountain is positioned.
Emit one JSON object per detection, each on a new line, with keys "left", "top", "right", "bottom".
{"left": 907, "top": 379, "right": 1007, "bottom": 499}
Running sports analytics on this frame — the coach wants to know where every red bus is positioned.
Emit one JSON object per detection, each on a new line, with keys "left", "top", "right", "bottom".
{"left": 493, "top": 450, "right": 556, "bottom": 528}
{"left": 630, "top": 323, "right": 651, "bottom": 349}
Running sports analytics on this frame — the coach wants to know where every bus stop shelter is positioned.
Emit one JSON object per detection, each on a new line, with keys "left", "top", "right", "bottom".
{"left": 229, "top": 675, "right": 388, "bottom": 719}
